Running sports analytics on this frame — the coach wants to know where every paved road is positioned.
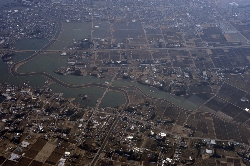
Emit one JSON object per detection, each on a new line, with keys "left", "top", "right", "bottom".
{"left": 9, "top": 21, "right": 62, "bottom": 76}
{"left": 89, "top": 93, "right": 129, "bottom": 166}
{"left": 2, "top": 43, "right": 250, "bottom": 53}
{"left": 5, "top": 16, "right": 250, "bottom": 166}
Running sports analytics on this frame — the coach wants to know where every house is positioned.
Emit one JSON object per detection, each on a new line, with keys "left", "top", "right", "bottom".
{"left": 206, "top": 149, "right": 213, "bottom": 154}
{"left": 241, "top": 97, "right": 249, "bottom": 103}
{"left": 245, "top": 108, "right": 249, "bottom": 112}
{"left": 61, "top": 52, "right": 67, "bottom": 56}
{"left": 21, "top": 141, "right": 30, "bottom": 148}
{"left": 202, "top": 71, "right": 208, "bottom": 79}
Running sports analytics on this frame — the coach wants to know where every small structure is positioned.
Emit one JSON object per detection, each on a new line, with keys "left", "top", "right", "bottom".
{"left": 58, "top": 158, "right": 66, "bottom": 166}
{"left": 9, "top": 153, "right": 20, "bottom": 162}
{"left": 160, "top": 132, "right": 167, "bottom": 137}
{"left": 156, "top": 132, "right": 167, "bottom": 139}
{"left": 21, "top": 141, "right": 30, "bottom": 148}
{"left": 61, "top": 52, "right": 67, "bottom": 56}
{"left": 202, "top": 71, "right": 208, "bottom": 79}
{"left": 210, "top": 140, "right": 216, "bottom": 145}
{"left": 245, "top": 108, "right": 249, "bottom": 112}
{"left": 241, "top": 97, "right": 249, "bottom": 103}
{"left": 206, "top": 149, "right": 213, "bottom": 154}
{"left": 65, "top": 152, "right": 70, "bottom": 156}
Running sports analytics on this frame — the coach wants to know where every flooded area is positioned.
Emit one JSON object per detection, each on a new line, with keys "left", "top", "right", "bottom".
{"left": 113, "top": 80, "right": 198, "bottom": 110}
{"left": 2, "top": 29, "right": 198, "bottom": 111}
{"left": 99, "top": 91, "right": 126, "bottom": 108}
{"left": 48, "top": 22, "right": 92, "bottom": 50}
{"left": 49, "top": 84, "right": 105, "bottom": 107}
{"left": 14, "top": 38, "right": 49, "bottom": 50}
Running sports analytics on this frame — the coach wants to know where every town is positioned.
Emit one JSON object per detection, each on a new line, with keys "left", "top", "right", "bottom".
{"left": 0, "top": 0, "right": 250, "bottom": 165}
{"left": 0, "top": 82, "right": 250, "bottom": 165}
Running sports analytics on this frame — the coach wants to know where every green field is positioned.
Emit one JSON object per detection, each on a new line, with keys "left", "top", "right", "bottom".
{"left": 48, "top": 22, "right": 92, "bottom": 50}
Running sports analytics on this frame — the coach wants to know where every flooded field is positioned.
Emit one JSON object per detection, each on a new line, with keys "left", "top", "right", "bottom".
{"left": 48, "top": 22, "right": 92, "bottom": 50}
{"left": 99, "top": 91, "right": 126, "bottom": 108}
{"left": 49, "top": 84, "right": 105, "bottom": 107}
{"left": 14, "top": 38, "right": 49, "bottom": 50}
{"left": 113, "top": 80, "right": 198, "bottom": 110}
{"left": 3, "top": 23, "right": 198, "bottom": 111}
{"left": 17, "top": 52, "right": 110, "bottom": 85}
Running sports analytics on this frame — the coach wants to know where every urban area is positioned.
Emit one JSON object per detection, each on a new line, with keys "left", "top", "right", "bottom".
{"left": 0, "top": 0, "right": 250, "bottom": 165}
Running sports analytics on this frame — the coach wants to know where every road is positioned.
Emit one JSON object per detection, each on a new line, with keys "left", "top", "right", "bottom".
{"left": 2, "top": 43, "right": 250, "bottom": 53}
{"left": 9, "top": 20, "right": 62, "bottom": 76}
{"left": 3, "top": 12, "right": 250, "bottom": 166}
{"left": 89, "top": 91, "right": 129, "bottom": 166}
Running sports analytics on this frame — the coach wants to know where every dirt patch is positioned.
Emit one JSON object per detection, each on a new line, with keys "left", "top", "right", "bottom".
{"left": 34, "top": 142, "right": 57, "bottom": 162}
